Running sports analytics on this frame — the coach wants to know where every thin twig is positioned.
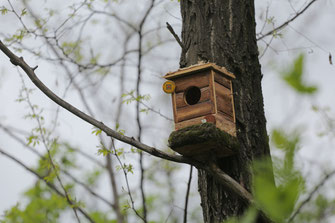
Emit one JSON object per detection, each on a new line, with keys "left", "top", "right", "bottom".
{"left": 288, "top": 169, "right": 335, "bottom": 222}
{"left": 0, "top": 147, "right": 96, "bottom": 223}
{"left": 136, "top": 1, "right": 157, "bottom": 221}
{"left": 0, "top": 40, "right": 188, "bottom": 165}
{"left": 183, "top": 165, "right": 193, "bottom": 223}
{"left": 0, "top": 40, "right": 264, "bottom": 214}
{"left": 106, "top": 33, "right": 132, "bottom": 223}
{"left": 257, "top": 0, "right": 319, "bottom": 41}
{"left": 0, "top": 124, "right": 113, "bottom": 208}
{"left": 166, "top": 22, "right": 185, "bottom": 50}
{"left": 18, "top": 72, "right": 82, "bottom": 223}
{"left": 111, "top": 141, "right": 146, "bottom": 222}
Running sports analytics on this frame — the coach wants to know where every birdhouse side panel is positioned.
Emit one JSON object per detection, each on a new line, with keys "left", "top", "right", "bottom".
{"left": 215, "top": 82, "right": 234, "bottom": 120}
{"left": 214, "top": 73, "right": 231, "bottom": 89}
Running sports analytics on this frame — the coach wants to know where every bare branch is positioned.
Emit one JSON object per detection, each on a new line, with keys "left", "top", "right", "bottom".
{"left": 288, "top": 169, "right": 335, "bottom": 222}
{"left": 0, "top": 41, "right": 270, "bottom": 219}
{"left": 136, "top": 1, "right": 157, "bottom": 221}
{"left": 183, "top": 165, "right": 193, "bottom": 223}
{"left": 111, "top": 141, "right": 146, "bottom": 222}
{"left": 18, "top": 72, "right": 82, "bottom": 223}
{"left": 166, "top": 22, "right": 185, "bottom": 50}
{"left": 0, "top": 147, "right": 96, "bottom": 223}
{"left": 257, "top": 0, "right": 319, "bottom": 41}
{"left": 207, "top": 162, "right": 253, "bottom": 205}
{"left": 0, "top": 124, "right": 115, "bottom": 210}
{"left": 0, "top": 40, "right": 188, "bottom": 165}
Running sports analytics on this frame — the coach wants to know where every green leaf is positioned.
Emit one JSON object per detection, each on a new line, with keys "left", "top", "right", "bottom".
{"left": 0, "top": 7, "right": 8, "bottom": 15}
{"left": 272, "top": 129, "right": 299, "bottom": 172}
{"left": 97, "top": 148, "right": 111, "bottom": 156}
{"left": 226, "top": 207, "right": 257, "bottom": 223}
{"left": 253, "top": 158, "right": 301, "bottom": 222}
{"left": 283, "top": 54, "right": 317, "bottom": 94}
{"left": 21, "top": 9, "right": 27, "bottom": 16}
{"left": 91, "top": 128, "right": 102, "bottom": 136}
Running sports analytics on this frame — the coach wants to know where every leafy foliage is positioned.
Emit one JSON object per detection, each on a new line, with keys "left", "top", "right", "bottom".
{"left": 283, "top": 54, "right": 318, "bottom": 94}
{"left": 252, "top": 129, "right": 304, "bottom": 222}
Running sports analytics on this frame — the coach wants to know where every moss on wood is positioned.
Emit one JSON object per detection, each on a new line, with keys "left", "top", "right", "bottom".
{"left": 168, "top": 123, "right": 239, "bottom": 159}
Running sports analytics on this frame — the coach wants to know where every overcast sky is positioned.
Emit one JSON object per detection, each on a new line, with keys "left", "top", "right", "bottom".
{"left": 0, "top": 0, "right": 335, "bottom": 220}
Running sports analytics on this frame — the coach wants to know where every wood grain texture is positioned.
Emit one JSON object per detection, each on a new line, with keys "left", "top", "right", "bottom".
{"left": 215, "top": 113, "right": 236, "bottom": 136}
{"left": 176, "top": 101, "right": 214, "bottom": 122}
{"left": 171, "top": 93, "right": 178, "bottom": 123}
{"left": 174, "top": 71, "right": 210, "bottom": 93}
{"left": 175, "top": 116, "right": 206, "bottom": 130}
{"left": 174, "top": 113, "right": 236, "bottom": 137}
{"left": 214, "top": 73, "right": 231, "bottom": 89}
{"left": 215, "top": 83, "right": 233, "bottom": 118}
{"left": 230, "top": 81, "right": 236, "bottom": 122}
{"left": 210, "top": 70, "right": 217, "bottom": 113}
{"left": 176, "top": 86, "right": 211, "bottom": 108}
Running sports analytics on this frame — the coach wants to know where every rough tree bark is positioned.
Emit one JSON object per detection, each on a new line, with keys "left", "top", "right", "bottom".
{"left": 179, "top": 1, "right": 272, "bottom": 222}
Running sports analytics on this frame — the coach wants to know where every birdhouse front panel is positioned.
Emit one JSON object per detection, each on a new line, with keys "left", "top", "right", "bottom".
{"left": 163, "top": 63, "right": 236, "bottom": 136}
{"left": 173, "top": 70, "right": 215, "bottom": 122}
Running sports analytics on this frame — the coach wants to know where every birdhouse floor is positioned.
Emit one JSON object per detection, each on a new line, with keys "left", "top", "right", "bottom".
{"left": 168, "top": 123, "right": 238, "bottom": 160}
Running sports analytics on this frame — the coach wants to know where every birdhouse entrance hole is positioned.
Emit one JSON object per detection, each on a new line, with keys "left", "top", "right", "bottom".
{"left": 184, "top": 86, "right": 201, "bottom": 105}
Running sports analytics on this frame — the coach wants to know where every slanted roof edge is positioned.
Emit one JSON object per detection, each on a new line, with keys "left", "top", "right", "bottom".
{"left": 164, "top": 63, "right": 236, "bottom": 80}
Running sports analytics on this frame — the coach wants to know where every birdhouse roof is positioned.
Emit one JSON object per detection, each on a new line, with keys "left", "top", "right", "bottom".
{"left": 164, "top": 62, "right": 235, "bottom": 80}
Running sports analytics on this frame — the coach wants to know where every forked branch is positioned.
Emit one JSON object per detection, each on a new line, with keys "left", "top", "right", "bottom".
{"left": 257, "top": 0, "right": 319, "bottom": 41}
{"left": 0, "top": 147, "right": 96, "bottom": 223}
{"left": 0, "top": 40, "right": 186, "bottom": 165}
{"left": 0, "top": 40, "right": 266, "bottom": 219}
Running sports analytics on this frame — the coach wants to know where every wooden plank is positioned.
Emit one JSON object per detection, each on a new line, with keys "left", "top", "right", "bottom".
{"left": 230, "top": 81, "right": 236, "bottom": 122}
{"left": 214, "top": 73, "right": 231, "bottom": 89}
{"left": 217, "top": 95, "right": 234, "bottom": 118}
{"left": 175, "top": 116, "right": 206, "bottom": 130}
{"left": 174, "top": 71, "right": 210, "bottom": 93}
{"left": 215, "top": 113, "right": 236, "bottom": 136}
{"left": 176, "top": 101, "right": 213, "bottom": 122}
{"left": 210, "top": 70, "right": 217, "bottom": 114}
{"left": 176, "top": 86, "right": 211, "bottom": 108}
{"left": 215, "top": 82, "right": 231, "bottom": 98}
{"left": 215, "top": 82, "right": 233, "bottom": 117}
{"left": 171, "top": 94, "right": 177, "bottom": 123}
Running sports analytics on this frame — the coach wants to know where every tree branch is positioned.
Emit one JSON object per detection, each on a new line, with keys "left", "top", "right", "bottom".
{"left": 0, "top": 124, "right": 115, "bottom": 209}
{"left": 166, "top": 22, "right": 185, "bottom": 51}
{"left": 0, "top": 40, "right": 188, "bottom": 165}
{"left": 288, "top": 169, "right": 335, "bottom": 222}
{"left": 183, "top": 165, "right": 193, "bottom": 223}
{"left": 257, "top": 0, "right": 318, "bottom": 41}
{"left": 0, "top": 147, "right": 96, "bottom": 223}
{"left": 207, "top": 162, "right": 253, "bottom": 205}
{"left": 0, "top": 41, "right": 272, "bottom": 220}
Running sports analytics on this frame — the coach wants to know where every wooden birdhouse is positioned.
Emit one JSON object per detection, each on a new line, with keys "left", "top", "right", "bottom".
{"left": 163, "top": 62, "right": 236, "bottom": 136}
{"left": 163, "top": 63, "right": 238, "bottom": 159}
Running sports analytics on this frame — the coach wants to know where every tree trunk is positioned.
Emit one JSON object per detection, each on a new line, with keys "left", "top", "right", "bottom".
{"left": 179, "top": 1, "right": 272, "bottom": 222}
